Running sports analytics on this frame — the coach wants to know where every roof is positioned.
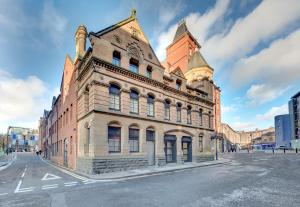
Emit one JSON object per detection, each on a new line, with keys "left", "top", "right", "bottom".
{"left": 89, "top": 9, "right": 136, "bottom": 37}
{"left": 187, "top": 51, "right": 212, "bottom": 70}
{"left": 171, "top": 20, "right": 200, "bottom": 48}
{"left": 292, "top": 91, "right": 300, "bottom": 99}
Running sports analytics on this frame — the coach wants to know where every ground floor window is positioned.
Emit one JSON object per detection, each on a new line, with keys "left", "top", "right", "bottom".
{"left": 129, "top": 128, "right": 139, "bottom": 152}
{"left": 199, "top": 135, "right": 203, "bottom": 152}
{"left": 165, "top": 139, "right": 176, "bottom": 163}
{"left": 108, "top": 126, "right": 121, "bottom": 153}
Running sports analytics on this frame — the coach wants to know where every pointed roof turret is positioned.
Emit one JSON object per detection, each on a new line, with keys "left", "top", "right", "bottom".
{"left": 188, "top": 51, "right": 212, "bottom": 70}
{"left": 173, "top": 20, "right": 188, "bottom": 42}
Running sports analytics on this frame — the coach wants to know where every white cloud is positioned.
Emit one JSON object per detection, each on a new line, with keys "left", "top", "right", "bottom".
{"left": 246, "top": 84, "right": 289, "bottom": 105}
{"left": 0, "top": 70, "right": 52, "bottom": 133}
{"left": 40, "top": 1, "right": 68, "bottom": 46}
{"left": 204, "top": 0, "right": 300, "bottom": 63}
{"left": 231, "top": 28, "right": 300, "bottom": 88}
{"left": 256, "top": 104, "right": 288, "bottom": 121}
{"left": 231, "top": 121, "right": 256, "bottom": 131}
{"left": 221, "top": 104, "right": 237, "bottom": 113}
{"left": 155, "top": 0, "right": 230, "bottom": 60}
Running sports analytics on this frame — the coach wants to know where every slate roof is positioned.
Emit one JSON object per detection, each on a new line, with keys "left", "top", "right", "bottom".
{"left": 172, "top": 20, "right": 200, "bottom": 48}
{"left": 187, "top": 51, "right": 212, "bottom": 70}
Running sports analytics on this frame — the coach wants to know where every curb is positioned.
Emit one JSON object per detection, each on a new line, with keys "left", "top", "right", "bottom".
{"left": 0, "top": 153, "right": 17, "bottom": 171}
{"left": 41, "top": 157, "right": 231, "bottom": 181}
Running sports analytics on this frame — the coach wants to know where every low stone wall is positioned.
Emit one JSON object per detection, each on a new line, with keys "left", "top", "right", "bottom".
{"left": 193, "top": 154, "right": 214, "bottom": 162}
{"left": 76, "top": 156, "right": 148, "bottom": 174}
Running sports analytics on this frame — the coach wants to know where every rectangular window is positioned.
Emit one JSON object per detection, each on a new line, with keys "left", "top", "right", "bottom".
{"left": 130, "top": 98, "right": 138, "bottom": 113}
{"left": 177, "top": 109, "right": 181, "bottom": 122}
{"left": 146, "top": 130, "right": 155, "bottom": 141}
{"left": 108, "top": 126, "right": 121, "bottom": 153}
{"left": 147, "top": 102, "right": 154, "bottom": 116}
{"left": 129, "top": 58, "right": 139, "bottom": 73}
{"left": 70, "top": 136, "right": 72, "bottom": 154}
{"left": 70, "top": 104, "right": 73, "bottom": 120}
{"left": 109, "top": 94, "right": 120, "bottom": 110}
{"left": 112, "top": 51, "right": 121, "bottom": 66}
{"left": 130, "top": 64, "right": 138, "bottom": 73}
{"left": 146, "top": 66, "right": 152, "bottom": 78}
{"left": 129, "top": 128, "right": 139, "bottom": 152}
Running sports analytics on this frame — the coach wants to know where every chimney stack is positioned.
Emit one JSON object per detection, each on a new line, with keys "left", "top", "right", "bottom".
{"left": 75, "top": 25, "right": 87, "bottom": 61}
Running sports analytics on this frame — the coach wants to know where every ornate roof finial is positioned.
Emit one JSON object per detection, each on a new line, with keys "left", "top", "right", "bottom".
{"left": 131, "top": 8, "right": 137, "bottom": 18}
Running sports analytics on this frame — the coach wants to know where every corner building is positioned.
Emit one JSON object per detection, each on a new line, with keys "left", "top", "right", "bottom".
{"left": 75, "top": 11, "right": 220, "bottom": 174}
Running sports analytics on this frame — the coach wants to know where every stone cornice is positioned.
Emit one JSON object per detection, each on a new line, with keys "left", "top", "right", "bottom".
{"left": 84, "top": 56, "right": 214, "bottom": 106}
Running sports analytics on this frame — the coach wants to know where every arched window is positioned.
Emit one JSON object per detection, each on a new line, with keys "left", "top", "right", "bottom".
{"left": 108, "top": 123, "right": 121, "bottom": 153}
{"left": 164, "top": 99, "right": 171, "bottom": 120}
{"left": 146, "top": 66, "right": 152, "bottom": 78}
{"left": 129, "top": 58, "right": 139, "bottom": 73}
{"left": 176, "top": 103, "right": 182, "bottom": 122}
{"left": 147, "top": 94, "right": 155, "bottom": 117}
{"left": 112, "top": 50, "right": 121, "bottom": 66}
{"left": 109, "top": 84, "right": 121, "bottom": 110}
{"left": 129, "top": 125, "right": 139, "bottom": 152}
{"left": 199, "top": 108, "right": 203, "bottom": 126}
{"left": 130, "top": 89, "right": 139, "bottom": 114}
{"left": 187, "top": 105, "right": 192, "bottom": 125}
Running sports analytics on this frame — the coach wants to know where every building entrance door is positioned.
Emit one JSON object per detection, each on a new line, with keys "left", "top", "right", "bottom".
{"left": 164, "top": 134, "right": 177, "bottom": 163}
{"left": 147, "top": 141, "right": 155, "bottom": 165}
{"left": 64, "top": 138, "right": 68, "bottom": 166}
{"left": 182, "top": 136, "right": 192, "bottom": 162}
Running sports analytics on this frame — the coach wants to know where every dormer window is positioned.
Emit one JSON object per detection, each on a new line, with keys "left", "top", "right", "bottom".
{"left": 129, "top": 58, "right": 139, "bottom": 73}
{"left": 112, "top": 51, "right": 121, "bottom": 66}
{"left": 146, "top": 66, "right": 152, "bottom": 78}
{"left": 176, "top": 80, "right": 182, "bottom": 90}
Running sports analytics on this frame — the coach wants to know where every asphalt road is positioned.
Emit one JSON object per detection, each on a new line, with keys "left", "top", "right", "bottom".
{"left": 0, "top": 152, "right": 300, "bottom": 207}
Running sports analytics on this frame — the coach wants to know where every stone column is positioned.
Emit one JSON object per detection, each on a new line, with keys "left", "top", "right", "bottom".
{"left": 121, "top": 122, "right": 129, "bottom": 155}
{"left": 155, "top": 125, "right": 166, "bottom": 166}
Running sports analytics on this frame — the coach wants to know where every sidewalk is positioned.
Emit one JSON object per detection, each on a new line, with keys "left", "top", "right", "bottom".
{"left": 0, "top": 152, "right": 16, "bottom": 170}
{"left": 44, "top": 157, "right": 231, "bottom": 181}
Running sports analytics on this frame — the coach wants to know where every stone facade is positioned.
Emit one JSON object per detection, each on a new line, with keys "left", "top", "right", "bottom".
{"left": 220, "top": 123, "right": 275, "bottom": 150}
{"left": 75, "top": 11, "right": 216, "bottom": 174}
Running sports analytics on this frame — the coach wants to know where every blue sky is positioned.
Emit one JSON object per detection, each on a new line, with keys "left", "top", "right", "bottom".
{"left": 1, "top": 0, "right": 300, "bottom": 133}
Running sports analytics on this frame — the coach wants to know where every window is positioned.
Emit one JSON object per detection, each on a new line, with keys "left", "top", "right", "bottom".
{"left": 147, "top": 94, "right": 155, "bottom": 117}
{"left": 108, "top": 126, "right": 121, "bottom": 153}
{"left": 129, "top": 58, "right": 139, "bottom": 73}
{"left": 176, "top": 103, "right": 182, "bottom": 122}
{"left": 208, "top": 111, "right": 212, "bottom": 129}
{"left": 146, "top": 66, "right": 152, "bottom": 78}
{"left": 109, "top": 84, "right": 121, "bottom": 110}
{"left": 187, "top": 105, "right": 192, "bottom": 125}
{"left": 199, "top": 135, "right": 203, "bottom": 152}
{"left": 146, "top": 129, "right": 155, "bottom": 141}
{"left": 112, "top": 51, "right": 121, "bottom": 66}
{"left": 129, "top": 128, "right": 139, "bottom": 152}
{"left": 164, "top": 99, "right": 171, "bottom": 120}
{"left": 176, "top": 80, "right": 181, "bottom": 90}
{"left": 199, "top": 109, "right": 203, "bottom": 126}
{"left": 130, "top": 90, "right": 139, "bottom": 114}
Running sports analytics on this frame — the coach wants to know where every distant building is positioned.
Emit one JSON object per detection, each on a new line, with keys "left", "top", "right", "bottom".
{"left": 289, "top": 91, "right": 300, "bottom": 149}
{"left": 220, "top": 123, "right": 275, "bottom": 150}
{"left": 275, "top": 114, "right": 291, "bottom": 149}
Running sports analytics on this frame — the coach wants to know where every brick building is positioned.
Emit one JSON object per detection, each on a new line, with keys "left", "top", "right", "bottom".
{"left": 39, "top": 10, "right": 222, "bottom": 174}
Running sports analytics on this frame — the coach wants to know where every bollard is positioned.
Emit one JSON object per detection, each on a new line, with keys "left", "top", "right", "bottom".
{"left": 296, "top": 148, "right": 298, "bottom": 154}
{"left": 284, "top": 148, "right": 286, "bottom": 154}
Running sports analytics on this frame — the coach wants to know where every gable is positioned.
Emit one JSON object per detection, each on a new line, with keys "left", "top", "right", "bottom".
{"left": 89, "top": 13, "right": 162, "bottom": 68}
{"left": 170, "top": 67, "right": 186, "bottom": 79}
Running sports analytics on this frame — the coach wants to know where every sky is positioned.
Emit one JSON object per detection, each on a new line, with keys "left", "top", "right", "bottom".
{"left": 0, "top": 0, "right": 300, "bottom": 133}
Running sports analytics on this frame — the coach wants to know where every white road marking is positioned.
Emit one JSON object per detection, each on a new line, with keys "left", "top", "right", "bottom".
{"left": 64, "top": 181, "right": 78, "bottom": 185}
{"left": 0, "top": 193, "right": 8, "bottom": 196}
{"left": 14, "top": 180, "right": 35, "bottom": 193}
{"left": 42, "top": 186, "right": 58, "bottom": 190}
{"left": 41, "top": 173, "right": 61, "bottom": 181}
{"left": 83, "top": 179, "right": 98, "bottom": 184}
{"left": 42, "top": 184, "right": 58, "bottom": 190}
{"left": 40, "top": 157, "right": 87, "bottom": 181}
{"left": 21, "top": 172, "right": 25, "bottom": 178}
